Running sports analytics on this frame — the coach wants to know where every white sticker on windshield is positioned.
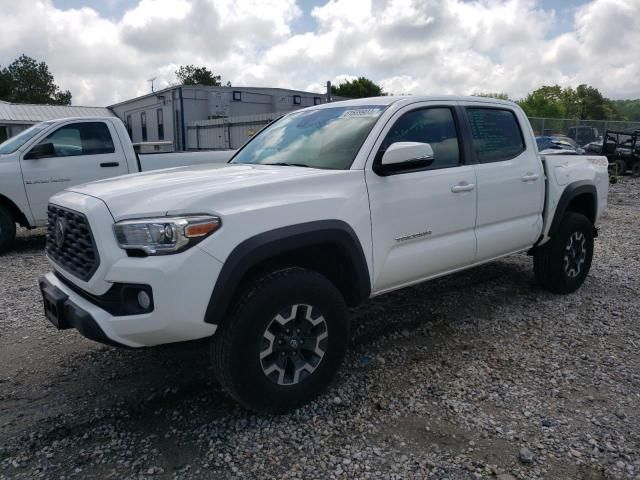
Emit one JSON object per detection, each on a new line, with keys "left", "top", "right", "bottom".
{"left": 339, "top": 108, "right": 382, "bottom": 119}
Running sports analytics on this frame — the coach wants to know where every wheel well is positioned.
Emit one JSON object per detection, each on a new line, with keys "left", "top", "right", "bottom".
{"left": 566, "top": 193, "right": 596, "bottom": 224}
{"left": 204, "top": 221, "right": 372, "bottom": 327}
{"left": 236, "top": 243, "right": 365, "bottom": 308}
{"left": 0, "top": 194, "right": 30, "bottom": 228}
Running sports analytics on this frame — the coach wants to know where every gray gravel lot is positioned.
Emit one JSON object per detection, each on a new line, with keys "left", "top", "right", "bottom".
{"left": 1, "top": 178, "right": 639, "bottom": 480}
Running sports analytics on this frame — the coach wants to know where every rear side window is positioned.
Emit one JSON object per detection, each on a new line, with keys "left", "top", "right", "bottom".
{"left": 33, "top": 122, "right": 115, "bottom": 157}
{"left": 381, "top": 107, "right": 461, "bottom": 169}
{"left": 466, "top": 108, "right": 525, "bottom": 163}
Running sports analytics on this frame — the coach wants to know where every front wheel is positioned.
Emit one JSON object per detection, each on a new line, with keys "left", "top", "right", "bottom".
{"left": 211, "top": 268, "right": 349, "bottom": 413}
{"left": 534, "top": 212, "right": 594, "bottom": 294}
{"left": 0, "top": 205, "right": 16, "bottom": 254}
{"left": 614, "top": 158, "right": 627, "bottom": 176}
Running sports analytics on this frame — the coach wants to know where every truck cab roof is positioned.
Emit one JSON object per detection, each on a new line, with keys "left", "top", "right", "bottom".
{"left": 314, "top": 95, "right": 517, "bottom": 110}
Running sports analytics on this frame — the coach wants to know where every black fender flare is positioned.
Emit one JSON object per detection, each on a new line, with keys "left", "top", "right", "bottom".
{"left": 548, "top": 180, "right": 597, "bottom": 236}
{"left": 204, "top": 220, "right": 371, "bottom": 326}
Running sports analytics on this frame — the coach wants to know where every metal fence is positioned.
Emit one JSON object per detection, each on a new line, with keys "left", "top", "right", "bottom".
{"left": 529, "top": 117, "right": 640, "bottom": 145}
{"left": 186, "top": 112, "right": 279, "bottom": 150}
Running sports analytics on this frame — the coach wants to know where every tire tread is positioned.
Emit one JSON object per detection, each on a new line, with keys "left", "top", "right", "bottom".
{"left": 211, "top": 267, "right": 348, "bottom": 413}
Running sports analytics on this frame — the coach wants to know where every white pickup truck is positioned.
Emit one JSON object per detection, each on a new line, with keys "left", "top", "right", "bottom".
{"left": 0, "top": 116, "right": 234, "bottom": 252}
{"left": 39, "top": 96, "right": 609, "bottom": 413}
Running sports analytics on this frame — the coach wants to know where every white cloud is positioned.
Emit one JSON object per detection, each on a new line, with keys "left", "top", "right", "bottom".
{"left": 0, "top": 0, "right": 638, "bottom": 106}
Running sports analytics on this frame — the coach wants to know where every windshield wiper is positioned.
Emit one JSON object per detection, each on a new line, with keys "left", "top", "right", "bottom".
{"left": 266, "top": 162, "right": 310, "bottom": 168}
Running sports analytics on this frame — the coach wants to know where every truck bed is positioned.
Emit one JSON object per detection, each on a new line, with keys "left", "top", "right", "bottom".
{"left": 539, "top": 153, "right": 609, "bottom": 243}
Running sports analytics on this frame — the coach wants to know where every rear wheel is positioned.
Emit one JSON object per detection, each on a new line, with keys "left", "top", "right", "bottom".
{"left": 0, "top": 205, "right": 16, "bottom": 254}
{"left": 211, "top": 268, "right": 349, "bottom": 413}
{"left": 534, "top": 212, "right": 594, "bottom": 294}
{"left": 632, "top": 162, "right": 640, "bottom": 178}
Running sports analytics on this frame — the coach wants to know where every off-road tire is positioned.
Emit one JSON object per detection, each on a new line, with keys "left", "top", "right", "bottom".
{"left": 534, "top": 212, "right": 594, "bottom": 294}
{"left": 211, "top": 267, "right": 349, "bottom": 414}
{"left": 0, "top": 205, "right": 16, "bottom": 254}
{"left": 614, "top": 158, "right": 627, "bottom": 176}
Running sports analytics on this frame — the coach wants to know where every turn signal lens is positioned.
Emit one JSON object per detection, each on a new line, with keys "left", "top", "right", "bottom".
{"left": 186, "top": 220, "right": 220, "bottom": 238}
{"left": 588, "top": 157, "right": 609, "bottom": 168}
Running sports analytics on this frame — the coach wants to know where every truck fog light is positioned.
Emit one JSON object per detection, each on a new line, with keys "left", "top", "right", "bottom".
{"left": 137, "top": 290, "right": 151, "bottom": 310}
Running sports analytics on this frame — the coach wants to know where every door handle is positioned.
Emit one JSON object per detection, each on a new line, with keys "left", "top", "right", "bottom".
{"left": 451, "top": 182, "right": 475, "bottom": 193}
{"left": 100, "top": 162, "right": 120, "bottom": 168}
{"left": 521, "top": 173, "right": 539, "bottom": 182}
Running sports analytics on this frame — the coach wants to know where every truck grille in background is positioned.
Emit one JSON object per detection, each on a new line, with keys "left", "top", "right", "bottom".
{"left": 46, "top": 205, "right": 100, "bottom": 281}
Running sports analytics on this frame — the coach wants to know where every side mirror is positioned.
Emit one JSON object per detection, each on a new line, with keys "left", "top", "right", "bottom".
{"left": 374, "top": 142, "right": 434, "bottom": 176}
{"left": 24, "top": 142, "right": 55, "bottom": 160}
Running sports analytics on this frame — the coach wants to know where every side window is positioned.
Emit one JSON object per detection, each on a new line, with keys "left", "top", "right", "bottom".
{"left": 32, "top": 122, "right": 115, "bottom": 157}
{"left": 380, "top": 107, "right": 461, "bottom": 169}
{"left": 466, "top": 108, "right": 525, "bottom": 163}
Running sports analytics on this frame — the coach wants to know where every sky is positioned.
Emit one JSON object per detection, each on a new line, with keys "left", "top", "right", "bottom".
{"left": 0, "top": 0, "right": 638, "bottom": 106}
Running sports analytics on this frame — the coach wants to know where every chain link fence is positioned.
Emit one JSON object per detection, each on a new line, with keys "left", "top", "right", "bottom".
{"left": 529, "top": 117, "right": 640, "bottom": 146}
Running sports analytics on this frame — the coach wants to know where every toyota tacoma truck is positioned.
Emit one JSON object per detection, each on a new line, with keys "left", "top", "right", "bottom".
{"left": 0, "top": 116, "right": 234, "bottom": 252}
{"left": 38, "top": 96, "right": 609, "bottom": 413}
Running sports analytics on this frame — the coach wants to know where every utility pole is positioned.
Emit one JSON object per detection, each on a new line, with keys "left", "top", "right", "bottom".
{"left": 148, "top": 77, "right": 157, "bottom": 93}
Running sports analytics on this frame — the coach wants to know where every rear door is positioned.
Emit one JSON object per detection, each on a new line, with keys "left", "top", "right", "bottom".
{"left": 21, "top": 120, "right": 129, "bottom": 223}
{"left": 366, "top": 102, "right": 478, "bottom": 294}
{"left": 460, "top": 104, "right": 545, "bottom": 260}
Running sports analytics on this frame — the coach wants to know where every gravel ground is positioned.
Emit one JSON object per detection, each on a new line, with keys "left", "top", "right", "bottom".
{"left": 1, "top": 178, "right": 639, "bottom": 480}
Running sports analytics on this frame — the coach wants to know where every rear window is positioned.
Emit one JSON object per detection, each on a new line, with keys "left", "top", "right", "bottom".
{"left": 466, "top": 108, "right": 525, "bottom": 163}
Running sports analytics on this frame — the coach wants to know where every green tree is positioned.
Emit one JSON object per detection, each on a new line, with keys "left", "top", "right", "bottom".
{"left": 517, "top": 85, "right": 566, "bottom": 118}
{"left": 0, "top": 69, "right": 11, "bottom": 101}
{"left": 473, "top": 92, "right": 510, "bottom": 100}
{"left": 612, "top": 99, "right": 640, "bottom": 121}
{"left": 0, "top": 54, "right": 71, "bottom": 105}
{"left": 331, "top": 77, "right": 384, "bottom": 98}
{"left": 175, "top": 65, "right": 224, "bottom": 86}
{"left": 517, "top": 84, "right": 625, "bottom": 120}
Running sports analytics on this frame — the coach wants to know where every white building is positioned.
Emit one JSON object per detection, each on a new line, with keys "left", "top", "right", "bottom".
{"left": 0, "top": 100, "right": 114, "bottom": 142}
{"left": 108, "top": 85, "right": 331, "bottom": 151}
{"left": 1, "top": 85, "right": 344, "bottom": 150}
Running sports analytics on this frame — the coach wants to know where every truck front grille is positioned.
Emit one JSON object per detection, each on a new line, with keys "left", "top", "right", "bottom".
{"left": 46, "top": 205, "right": 100, "bottom": 281}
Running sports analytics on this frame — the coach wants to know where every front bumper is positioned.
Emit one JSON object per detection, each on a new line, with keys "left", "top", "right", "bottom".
{"left": 42, "top": 191, "right": 224, "bottom": 348}
{"left": 39, "top": 276, "right": 127, "bottom": 348}
{"left": 41, "top": 245, "right": 222, "bottom": 347}
{"left": 41, "top": 242, "right": 222, "bottom": 347}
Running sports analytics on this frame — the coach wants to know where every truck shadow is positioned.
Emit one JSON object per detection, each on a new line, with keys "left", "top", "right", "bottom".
{"left": 10, "top": 228, "right": 46, "bottom": 253}
{"left": 5, "top": 253, "right": 569, "bottom": 480}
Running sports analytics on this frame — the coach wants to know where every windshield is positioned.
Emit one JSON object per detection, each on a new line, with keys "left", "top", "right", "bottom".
{"left": 230, "top": 106, "right": 386, "bottom": 169}
{"left": 0, "top": 122, "right": 53, "bottom": 155}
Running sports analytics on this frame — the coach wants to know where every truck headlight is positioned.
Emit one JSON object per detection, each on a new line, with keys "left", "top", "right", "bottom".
{"left": 113, "top": 215, "right": 221, "bottom": 255}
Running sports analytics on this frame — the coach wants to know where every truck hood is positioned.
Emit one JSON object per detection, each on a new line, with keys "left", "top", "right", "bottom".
{"left": 67, "top": 163, "right": 344, "bottom": 220}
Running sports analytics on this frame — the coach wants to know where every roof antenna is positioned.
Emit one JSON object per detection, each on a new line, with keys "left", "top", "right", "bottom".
{"left": 148, "top": 77, "right": 157, "bottom": 93}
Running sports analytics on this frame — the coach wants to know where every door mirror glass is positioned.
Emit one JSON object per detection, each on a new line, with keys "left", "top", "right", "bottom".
{"left": 24, "top": 142, "right": 55, "bottom": 160}
{"left": 376, "top": 142, "right": 434, "bottom": 175}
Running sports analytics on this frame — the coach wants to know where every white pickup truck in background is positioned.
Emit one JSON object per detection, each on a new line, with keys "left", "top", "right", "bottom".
{"left": 0, "top": 116, "right": 234, "bottom": 252}
{"left": 40, "top": 96, "right": 608, "bottom": 413}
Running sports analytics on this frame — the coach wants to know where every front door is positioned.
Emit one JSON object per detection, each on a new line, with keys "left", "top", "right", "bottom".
{"left": 21, "top": 120, "right": 129, "bottom": 223}
{"left": 365, "top": 104, "right": 478, "bottom": 294}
